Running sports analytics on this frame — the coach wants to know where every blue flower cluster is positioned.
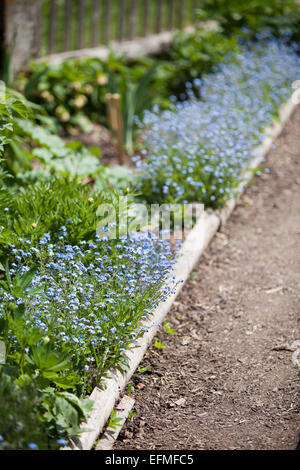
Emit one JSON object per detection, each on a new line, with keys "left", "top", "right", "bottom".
{"left": 0, "top": 229, "right": 176, "bottom": 376}
{"left": 136, "top": 39, "right": 300, "bottom": 208}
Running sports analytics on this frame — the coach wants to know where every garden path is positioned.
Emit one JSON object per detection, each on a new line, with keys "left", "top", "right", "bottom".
{"left": 113, "top": 107, "right": 300, "bottom": 450}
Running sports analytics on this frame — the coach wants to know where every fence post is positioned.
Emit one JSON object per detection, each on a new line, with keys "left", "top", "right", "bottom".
{"left": 106, "top": 93, "right": 126, "bottom": 166}
{"left": 3, "top": 0, "right": 42, "bottom": 77}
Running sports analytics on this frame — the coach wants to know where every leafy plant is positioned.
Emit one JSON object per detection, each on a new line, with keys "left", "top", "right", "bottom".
{"left": 197, "top": 0, "right": 300, "bottom": 39}
{"left": 164, "top": 28, "right": 240, "bottom": 97}
{"left": 0, "top": 176, "right": 114, "bottom": 258}
{"left": 137, "top": 39, "right": 300, "bottom": 209}
{"left": 105, "top": 61, "right": 160, "bottom": 153}
{"left": 0, "top": 366, "right": 58, "bottom": 450}
{"left": 163, "top": 321, "right": 176, "bottom": 335}
{"left": 107, "top": 410, "right": 123, "bottom": 430}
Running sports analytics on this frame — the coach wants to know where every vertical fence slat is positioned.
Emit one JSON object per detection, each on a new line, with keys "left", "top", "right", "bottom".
{"left": 193, "top": 0, "right": 201, "bottom": 22}
{"left": 129, "top": 0, "right": 137, "bottom": 40}
{"left": 155, "top": 0, "right": 162, "bottom": 34}
{"left": 142, "top": 0, "right": 149, "bottom": 37}
{"left": 77, "top": 0, "right": 85, "bottom": 50}
{"left": 169, "top": 0, "right": 175, "bottom": 30}
{"left": 63, "top": 0, "right": 72, "bottom": 51}
{"left": 91, "top": 0, "right": 100, "bottom": 47}
{"left": 35, "top": 0, "right": 42, "bottom": 57}
{"left": 49, "top": 0, "right": 57, "bottom": 54}
{"left": 42, "top": 0, "right": 196, "bottom": 58}
{"left": 104, "top": 0, "right": 112, "bottom": 43}
{"left": 118, "top": 0, "right": 125, "bottom": 42}
{"left": 179, "top": 0, "right": 185, "bottom": 28}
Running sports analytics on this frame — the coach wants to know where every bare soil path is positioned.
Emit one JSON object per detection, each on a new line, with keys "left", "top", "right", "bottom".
{"left": 114, "top": 107, "right": 300, "bottom": 450}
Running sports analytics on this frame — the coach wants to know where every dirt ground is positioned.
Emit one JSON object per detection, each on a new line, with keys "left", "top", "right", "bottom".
{"left": 114, "top": 107, "right": 300, "bottom": 450}
{"left": 64, "top": 123, "right": 125, "bottom": 166}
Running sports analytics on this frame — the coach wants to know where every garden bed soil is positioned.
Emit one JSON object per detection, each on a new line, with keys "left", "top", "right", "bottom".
{"left": 63, "top": 123, "right": 132, "bottom": 166}
{"left": 113, "top": 107, "right": 300, "bottom": 450}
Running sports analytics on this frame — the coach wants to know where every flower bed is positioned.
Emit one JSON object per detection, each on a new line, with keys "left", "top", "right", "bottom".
{"left": 136, "top": 39, "right": 300, "bottom": 208}
{"left": 0, "top": 230, "right": 176, "bottom": 449}
{"left": 1, "top": 35, "right": 300, "bottom": 450}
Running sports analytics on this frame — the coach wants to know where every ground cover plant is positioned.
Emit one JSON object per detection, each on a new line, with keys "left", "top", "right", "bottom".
{"left": 136, "top": 38, "right": 300, "bottom": 208}
{"left": 2, "top": 1, "right": 300, "bottom": 449}
{"left": 197, "top": 0, "right": 300, "bottom": 41}
{"left": 19, "top": 0, "right": 300, "bottom": 155}
{"left": 0, "top": 92, "right": 176, "bottom": 449}
{"left": 20, "top": 54, "right": 171, "bottom": 138}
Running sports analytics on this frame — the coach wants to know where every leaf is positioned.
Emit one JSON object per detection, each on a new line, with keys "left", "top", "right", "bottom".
{"left": 163, "top": 321, "right": 176, "bottom": 335}
{"left": 138, "top": 365, "right": 151, "bottom": 373}
{"left": 154, "top": 340, "right": 166, "bottom": 349}
{"left": 26, "top": 343, "right": 72, "bottom": 373}
{"left": 108, "top": 409, "right": 123, "bottom": 429}
{"left": 24, "top": 67, "right": 49, "bottom": 99}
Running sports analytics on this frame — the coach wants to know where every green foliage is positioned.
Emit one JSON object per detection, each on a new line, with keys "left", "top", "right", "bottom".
{"left": 138, "top": 365, "right": 151, "bottom": 374}
{"left": 0, "top": 89, "right": 29, "bottom": 160}
{"left": 0, "top": 176, "right": 116, "bottom": 258}
{"left": 0, "top": 367, "right": 58, "bottom": 450}
{"left": 39, "top": 389, "right": 93, "bottom": 439}
{"left": 21, "top": 54, "right": 169, "bottom": 140}
{"left": 163, "top": 321, "right": 176, "bottom": 335}
{"left": 0, "top": 267, "right": 94, "bottom": 449}
{"left": 0, "top": 366, "right": 92, "bottom": 450}
{"left": 20, "top": 57, "right": 107, "bottom": 133}
{"left": 198, "top": 0, "right": 300, "bottom": 39}
{"left": 0, "top": 87, "right": 102, "bottom": 178}
{"left": 16, "top": 118, "right": 101, "bottom": 177}
{"left": 165, "top": 28, "right": 241, "bottom": 96}
{"left": 107, "top": 409, "right": 123, "bottom": 430}
{"left": 94, "top": 165, "right": 134, "bottom": 192}
{"left": 106, "top": 61, "right": 161, "bottom": 153}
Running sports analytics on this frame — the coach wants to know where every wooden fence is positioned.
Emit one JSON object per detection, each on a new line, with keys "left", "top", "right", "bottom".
{"left": 34, "top": 0, "right": 202, "bottom": 58}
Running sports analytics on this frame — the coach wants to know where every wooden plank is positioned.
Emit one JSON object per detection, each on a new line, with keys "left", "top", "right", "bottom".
{"left": 63, "top": 0, "right": 72, "bottom": 52}
{"left": 34, "top": 0, "right": 42, "bottom": 57}
{"left": 49, "top": 0, "right": 57, "bottom": 55}
{"left": 155, "top": 0, "right": 162, "bottom": 34}
{"left": 193, "top": 0, "right": 201, "bottom": 23}
{"left": 142, "top": 0, "right": 150, "bottom": 36}
{"left": 169, "top": 0, "right": 175, "bottom": 29}
{"left": 106, "top": 93, "right": 126, "bottom": 165}
{"left": 118, "top": 0, "right": 125, "bottom": 42}
{"left": 179, "top": 0, "right": 185, "bottom": 28}
{"left": 77, "top": 0, "right": 85, "bottom": 50}
{"left": 129, "top": 0, "right": 137, "bottom": 40}
{"left": 104, "top": 0, "right": 112, "bottom": 44}
{"left": 91, "top": 0, "right": 100, "bottom": 47}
